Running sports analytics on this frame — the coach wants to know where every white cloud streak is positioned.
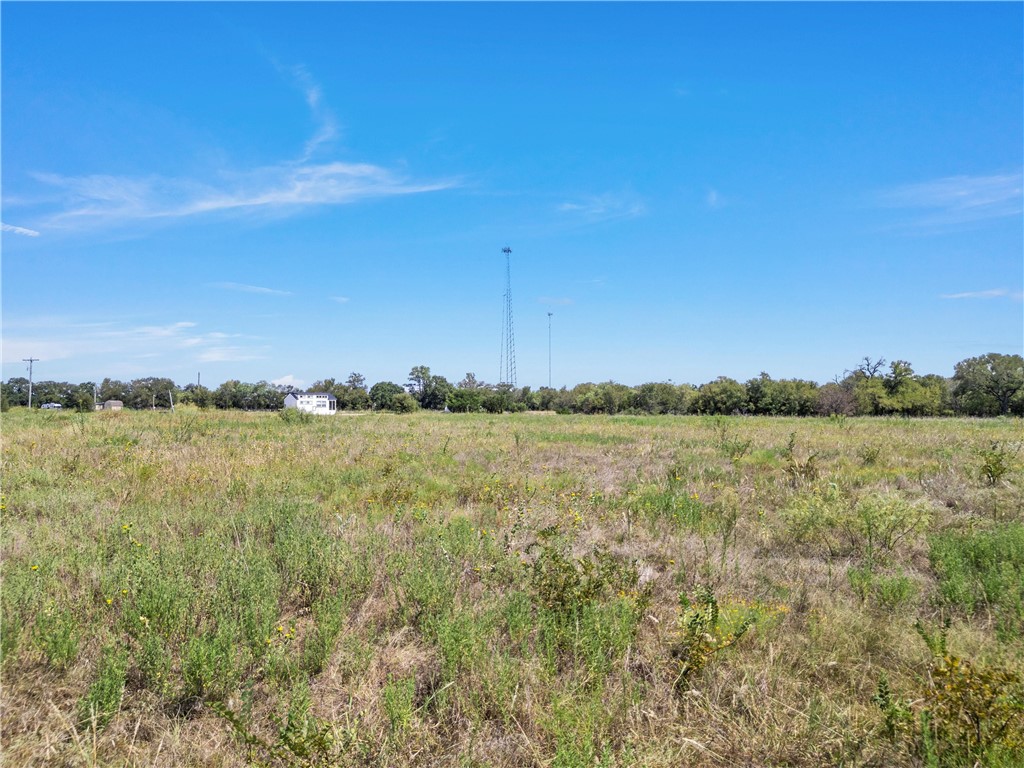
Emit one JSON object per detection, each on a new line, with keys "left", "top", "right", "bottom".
{"left": 10, "top": 65, "right": 456, "bottom": 233}
{"left": 537, "top": 296, "right": 574, "bottom": 306}
{"left": 208, "top": 282, "right": 293, "bottom": 296}
{"left": 940, "top": 288, "right": 1024, "bottom": 301}
{"left": 878, "top": 172, "right": 1023, "bottom": 227}
{"left": 558, "top": 192, "right": 646, "bottom": 222}
{"left": 271, "top": 374, "right": 305, "bottom": 388}
{"left": 34, "top": 163, "right": 456, "bottom": 229}
{"left": 330, "top": 296, "right": 350, "bottom": 304}
{"left": 1, "top": 222, "right": 40, "bottom": 236}
{"left": 286, "top": 63, "right": 339, "bottom": 162}
{"left": 197, "top": 346, "right": 266, "bottom": 363}
{"left": 1, "top": 317, "right": 265, "bottom": 365}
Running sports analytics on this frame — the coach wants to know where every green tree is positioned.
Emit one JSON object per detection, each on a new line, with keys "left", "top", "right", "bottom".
{"left": 406, "top": 366, "right": 431, "bottom": 398}
{"left": 953, "top": 353, "right": 1024, "bottom": 416}
{"left": 180, "top": 384, "right": 214, "bottom": 408}
{"left": 390, "top": 392, "right": 419, "bottom": 413}
{"left": 213, "top": 380, "right": 247, "bottom": 410}
{"left": 98, "top": 378, "right": 129, "bottom": 404}
{"left": 746, "top": 374, "right": 818, "bottom": 416}
{"left": 695, "top": 377, "right": 748, "bottom": 415}
{"left": 126, "top": 378, "right": 179, "bottom": 410}
{"left": 406, "top": 366, "right": 453, "bottom": 410}
{"left": 2, "top": 377, "right": 30, "bottom": 407}
{"left": 345, "top": 372, "right": 367, "bottom": 391}
{"left": 369, "top": 381, "right": 404, "bottom": 411}
{"left": 458, "top": 372, "right": 484, "bottom": 390}
{"left": 447, "top": 388, "right": 483, "bottom": 413}
{"left": 68, "top": 382, "right": 97, "bottom": 412}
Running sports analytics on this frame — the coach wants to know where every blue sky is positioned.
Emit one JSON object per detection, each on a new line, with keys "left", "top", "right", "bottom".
{"left": 2, "top": 2, "right": 1021, "bottom": 390}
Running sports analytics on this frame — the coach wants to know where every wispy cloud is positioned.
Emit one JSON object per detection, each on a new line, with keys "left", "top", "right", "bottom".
{"left": 1, "top": 316, "right": 265, "bottom": 366}
{"left": 33, "top": 162, "right": 456, "bottom": 229}
{"left": 941, "top": 288, "right": 1024, "bottom": 302}
{"left": 706, "top": 189, "right": 724, "bottom": 209}
{"left": 329, "top": 296, "right": 350, "bottom": 304}
{"left": 558, "top": 192, "right": 645, "bottom": 222}
{"left": 285, "top": 63, "right": 339, "bottom": 162}
{"left": 878, "top": 172, "right": 1022, "bottom": 228}
{"left": 197, "top": 346, "right": 266, "bottom": 363}
{"left": 1, "top": 222, "right": 40, "bottom": 236}
{"left": 271, "top": 374, "right": 305, "bottom": 388}
{"left": 537, "top": 296, "right": 574, "bottom": 306}
{"left": 208, "top": 282, "right": 293, "bottom": 296}
{"left": 9, "top": 65, "right": 456, "bottom": 234}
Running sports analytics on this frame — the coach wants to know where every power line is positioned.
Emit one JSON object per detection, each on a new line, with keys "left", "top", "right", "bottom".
{"left": 22, "top": 358, "right": 39, "bottom": 409}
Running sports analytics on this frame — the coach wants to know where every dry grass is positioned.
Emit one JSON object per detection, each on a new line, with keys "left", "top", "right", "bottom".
{"left": 2, "top": 408, "right": 1022, "bottom": 766}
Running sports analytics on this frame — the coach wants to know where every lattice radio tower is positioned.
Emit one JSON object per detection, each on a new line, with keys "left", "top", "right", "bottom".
{"left": 498, "top": 246, "right": 517, "bottom": 388}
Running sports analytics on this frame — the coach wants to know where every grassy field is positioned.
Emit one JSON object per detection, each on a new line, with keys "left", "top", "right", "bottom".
{"left": 1, "top": 407, "right": 1022, "bottom": 767}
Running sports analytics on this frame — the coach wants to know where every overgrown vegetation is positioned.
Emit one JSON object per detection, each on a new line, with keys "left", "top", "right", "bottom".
{"left": 1, "top": 409, "right": 1021, "bottom": 766}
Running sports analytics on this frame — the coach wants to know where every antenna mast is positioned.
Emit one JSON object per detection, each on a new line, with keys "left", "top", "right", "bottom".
{"left": 498, "top": 247, "right": 517, "bottom": 388}
{"left": 547, "top": 312, "right": 553, "bottom": 388}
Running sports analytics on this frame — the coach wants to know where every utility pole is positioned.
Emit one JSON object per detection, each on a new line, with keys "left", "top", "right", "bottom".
{"left": 22, "top": 358, "right": 39, "bottom": 409}
{"left": 547, "top": 312, "right": 553, "bottom": 388}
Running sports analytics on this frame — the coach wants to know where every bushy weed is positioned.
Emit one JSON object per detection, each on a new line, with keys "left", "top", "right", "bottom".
{"left": 671, "top": 586, "right": 754, "bottom": 688}
{"left": 34, "top": 603, "right": 79, "bottom": 669}
{"left": 873, "top": 624, "right": 1024, "bottom": 765}
{"left": 976, "top": 441, "right": 1018, "bottom": 486}
{"left": 929, "top": 524, "right": 1024, "bottom": 640}
{"left": 78, "top": 643, "right": 128, "bottom": 731}
{"left": 847, "top": 566, "right": 918, "bottom": 610}
{"left": 782, "top": 487, "right": 931, "bottom": 563}
{"left": 382, "top": 675, "right": 417, "bottom": 738}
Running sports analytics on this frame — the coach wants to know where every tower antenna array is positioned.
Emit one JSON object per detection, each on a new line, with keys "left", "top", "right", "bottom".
{"left": 498, "top": 247, "right": 517, "bottom": 388}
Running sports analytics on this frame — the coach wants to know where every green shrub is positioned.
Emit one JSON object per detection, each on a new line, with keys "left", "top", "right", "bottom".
{"left": 929, "top": 524, "right": 1024, "bottom": 640}
{"left": 135, "top": 630, "right": 172, "bottom": 694}
{"left": 848, "top": 566, "right": 918, "bottom": 611}
{"left": 671, "top": 586, "right": 753, "bottom": 688}
{"left": 910, "top": 624, "right": 1024, "bottom": 766}
{"left": 278, "top": 407, "right": 314, "bottom": 424}
{"left": 78, "top": 643, "right": 128, "bottom": 731}
{"left": 527, "top": 538, "right": 649, "bottom": 676}
{"left": 976, "top": 441, "right": 1018, "bottom": 485}
{"left": 34, "top": 604, "right": 79, "bottom": 670}
{"left": 782, "top": 488, "right": 931, "bottom": 564}
{"left": 182, "top": 622, "right": 246, "bottom": 701}
{"left": 382, "top": 675, "right": 416, "bottom": 738}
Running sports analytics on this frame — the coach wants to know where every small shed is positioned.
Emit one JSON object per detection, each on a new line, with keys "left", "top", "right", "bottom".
{"left": 103, "top": 400, "right": 124, "bottom": 411}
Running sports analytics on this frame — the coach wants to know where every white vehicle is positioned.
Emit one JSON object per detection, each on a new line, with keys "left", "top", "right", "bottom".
{"left": 40, "top": 402, "right": 63, "bottom": 410}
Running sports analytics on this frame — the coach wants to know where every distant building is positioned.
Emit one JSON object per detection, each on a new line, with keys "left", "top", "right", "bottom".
{"left": 282, "top": 391, "right": 337, "bottom": 415}
{"left": 41, "top": 402, "right": 63, "bottom": 410}
{"left": 102, "top": 400, "right": 124, "bottom": 411}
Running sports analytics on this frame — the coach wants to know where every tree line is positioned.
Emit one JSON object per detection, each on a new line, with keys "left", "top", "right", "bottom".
{"left": 2, "top": 353, "right": 1022, "bottom": 417}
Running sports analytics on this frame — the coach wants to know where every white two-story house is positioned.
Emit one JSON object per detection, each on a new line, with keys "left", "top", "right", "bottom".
{"left": 282, "top": 391, "right": 337, "bottom": 414}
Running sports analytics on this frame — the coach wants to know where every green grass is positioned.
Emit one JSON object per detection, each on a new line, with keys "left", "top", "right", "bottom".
{"left": 1, "top": 407, "right": 1022, "bottom": 766}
